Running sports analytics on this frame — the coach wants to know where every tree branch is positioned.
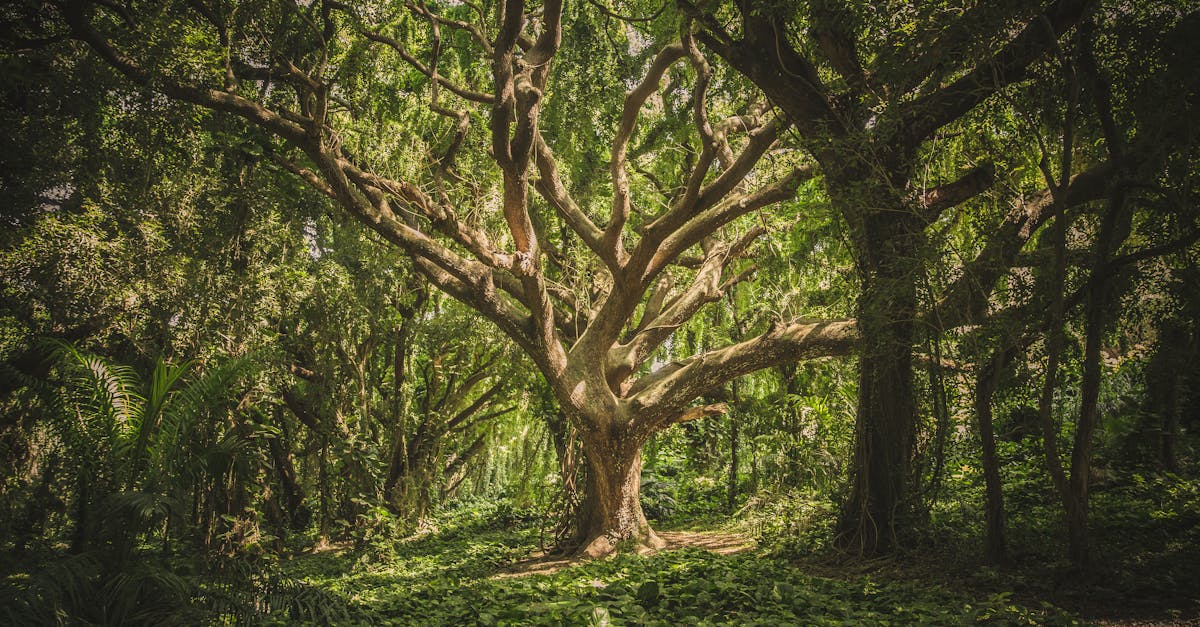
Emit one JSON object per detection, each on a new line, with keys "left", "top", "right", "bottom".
{"left": 898, "top": 0, "right": 1094, "bottom": 149}
{"left": 918, "top": 163, "right": 996, "bottom": 223}
{"left": 360, "top": 28, "right": 496, "bottom": 104}
{"left": 928, "top": 160, "right": 1112, "bottom": 332}
{"left": 628, "top": 318, "right": 858, "bottom": 430}
{"left": 606, "top": 42, "right": 687, "bottom": 258}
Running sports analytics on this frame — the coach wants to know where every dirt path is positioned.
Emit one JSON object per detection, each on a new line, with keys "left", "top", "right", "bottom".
{"left": 495, "top": 531, "right": 754, "bottom": 578}
{"left": 656, "top": 531, "right": 755, "bottom": 555}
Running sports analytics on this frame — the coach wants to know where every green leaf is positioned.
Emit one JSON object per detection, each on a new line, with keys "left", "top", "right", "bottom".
{"left": 636, "top": 580, "right": 660, "bottom": 606}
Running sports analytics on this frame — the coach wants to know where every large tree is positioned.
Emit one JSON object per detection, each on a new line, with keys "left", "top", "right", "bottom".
{"left": 678, "top": 0, "right": 1157, "bottom": 553}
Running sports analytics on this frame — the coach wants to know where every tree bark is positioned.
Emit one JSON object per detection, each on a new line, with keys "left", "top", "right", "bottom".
{"left": 547, "top": 409, "right": 581, "bottom": 544}
{"left": 920, "top": 322, "right": 953, "bottom": 508}
{"left": 836, "top": 226, "right": 920, "bottom": 555}
{"left": 572, "top": 425, "right": 664, "bottom": 557}
{"left": 266, "top": 410, "right": 310, "bottom": 531}
{"left": 1144, "top": 319, "right": 1186, "bottom": 473}
{"left": 837, "top": 332, "right": 915, "bottom": 553}
{"left": 1068, "top": 168, "right": 1130, "bottom": 566}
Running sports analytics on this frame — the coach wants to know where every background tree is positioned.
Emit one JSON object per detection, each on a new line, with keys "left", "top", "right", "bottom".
{"left": 684, "top": 0, "right": 1197, "bottom": 556}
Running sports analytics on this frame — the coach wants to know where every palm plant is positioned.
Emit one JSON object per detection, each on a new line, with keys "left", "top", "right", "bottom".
{"left": 0, "top": 341, "right": 262, "bottom": 624}
{"left": 43, "top": 341, "right": 255, "bottom": 552}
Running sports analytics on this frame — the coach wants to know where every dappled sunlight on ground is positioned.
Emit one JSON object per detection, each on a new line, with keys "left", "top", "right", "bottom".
{"left": 658, "top": 531, "right": 754, "bottom": 555}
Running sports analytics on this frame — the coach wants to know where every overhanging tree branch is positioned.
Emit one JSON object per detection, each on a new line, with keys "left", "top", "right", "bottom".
{"left": 898, "top": 0, "right": 1095, "bottom": 149}
{"left": 627, "top": 318, "right": 859, "bottom": 431}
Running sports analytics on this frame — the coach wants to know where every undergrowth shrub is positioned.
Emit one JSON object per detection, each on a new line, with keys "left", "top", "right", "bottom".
{"left": 736, "top": 489, "right": 836, "bottom": 556}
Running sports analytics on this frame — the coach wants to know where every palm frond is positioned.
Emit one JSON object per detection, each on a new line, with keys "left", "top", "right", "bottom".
{"left": 99, "top": 562, "right": 192, "bottom": 626}
{"left": 45, "top": 340, "right": 144, "bottom": 445}
{"left": 156, "top": 354, "right": 260, "bottom": 482}
{"left": 101, "top": 490, "right": 174, "bottom": 526}
{"left": 124, "top": 357, "right": 192, "bottom": 490}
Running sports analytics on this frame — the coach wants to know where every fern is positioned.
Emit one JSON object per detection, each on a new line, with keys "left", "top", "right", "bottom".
{"left": 195, "top": 557, "right": 359, "bottom": 625}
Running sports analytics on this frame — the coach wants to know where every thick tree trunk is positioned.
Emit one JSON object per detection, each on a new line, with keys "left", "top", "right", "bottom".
{"left": 386, "top": 448, "right": 435, "bottom": 524}
{"left": 837, "top": 256, "right": 918, "bottom": 555}
{"left": 572, "top": 429, "right": 664, "bottom": 557}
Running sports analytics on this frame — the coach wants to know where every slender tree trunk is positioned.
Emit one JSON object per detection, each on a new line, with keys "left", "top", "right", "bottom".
{"left": 267, "top": 408, "right": 309, "bottom": 530}
{"left": 317, "top": 437, "right": 330, "bottom": 542}
{"left": 1036, "top": 220, "right": 1089, "bottom": 568}
{"left": 923, "top": 330, "right": 952, "bottom": 506}
{"left": 1037, "top": 209, "right": 1071, "bottom": 496}
{"left": 1145, "top": 319, "right": 1185, "bottom": 473}
{"left": 1160, "top": 379, "right": 1180, "bottom": 474}
{"left": 1069, "top": 281, "right": 1108, "bottom": 567}
{"left": 1069, "top": 320, "right": 1102, "bottom": 567}
{"left": 780, "top": 365, "right": 804, "bottom": 487}
{"left": 573, "top": 424, "right": 663, "bottom": 557}
{"left": 385, "top": 276, "right": 427, "bottom": 505}
{"left": 1068, "top": 175, "right": 1130, "bottom": 567}
{"left": 975, "top": 348, "right": 1011, "bottom": 564}
{"left": 728, "top": 411, "right": 739, "bottom": 513}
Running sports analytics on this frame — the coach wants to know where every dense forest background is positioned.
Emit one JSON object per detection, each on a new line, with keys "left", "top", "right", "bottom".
{"left": 1, "top": 0, "right": 1198, "bottom": 624}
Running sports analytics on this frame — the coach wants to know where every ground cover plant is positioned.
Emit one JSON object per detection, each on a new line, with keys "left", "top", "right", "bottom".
{"left": 271, "top": 500, "right": 1083, "bottom": 626}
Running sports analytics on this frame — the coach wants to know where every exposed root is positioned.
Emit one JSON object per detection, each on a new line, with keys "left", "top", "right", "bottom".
{"left": 578, "top": 528, "right": 667, "bottom": 558}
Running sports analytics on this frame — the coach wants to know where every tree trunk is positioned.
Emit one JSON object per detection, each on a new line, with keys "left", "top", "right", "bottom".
{"left": 1160, "top": 378, "right": 1180, "bottom": 475}
{"left": 317, "top": 437, "right": 331, "bottom": 542}
{"left": 573, "top": 427, "right": 664, "bottom": 557}
{"left": 975, "top": 348, "right": 1010, "bottom": 565}
{"left": 1144, "top": 319, "right": 1186, "bottom": 473}
{"left": 547, "top": 410, "right": 581, "bottom": 545}
{"left": 1068, "top": 177, "right": 1130, "bottom": 567}
{"left": 728, "top": 411, "right": 739, "bottom": 513}
{"left": 922, "top": 332, "right": 952, "bottom": 506}
{"left": 837, "top": 259, "right": 918, "bottom": 555}
{"left": 267, "top": 408, "right": 310, "bottom": 531}
{"left": 1068, "top": 300, "right": 1104, "bottom": 568}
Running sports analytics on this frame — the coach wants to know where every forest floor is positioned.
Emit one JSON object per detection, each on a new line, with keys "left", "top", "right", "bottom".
{"left": 271, "top": 503, "right": 1087, "bottom": 625}
{"left": 6, "top": 491, "right": 1194, "bottom": 625}
{"left": 497, "top": 530, "right": 754, "bottom": 578}
{"left": 263, "top": 488, "right": 1199, "bottom": 626}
